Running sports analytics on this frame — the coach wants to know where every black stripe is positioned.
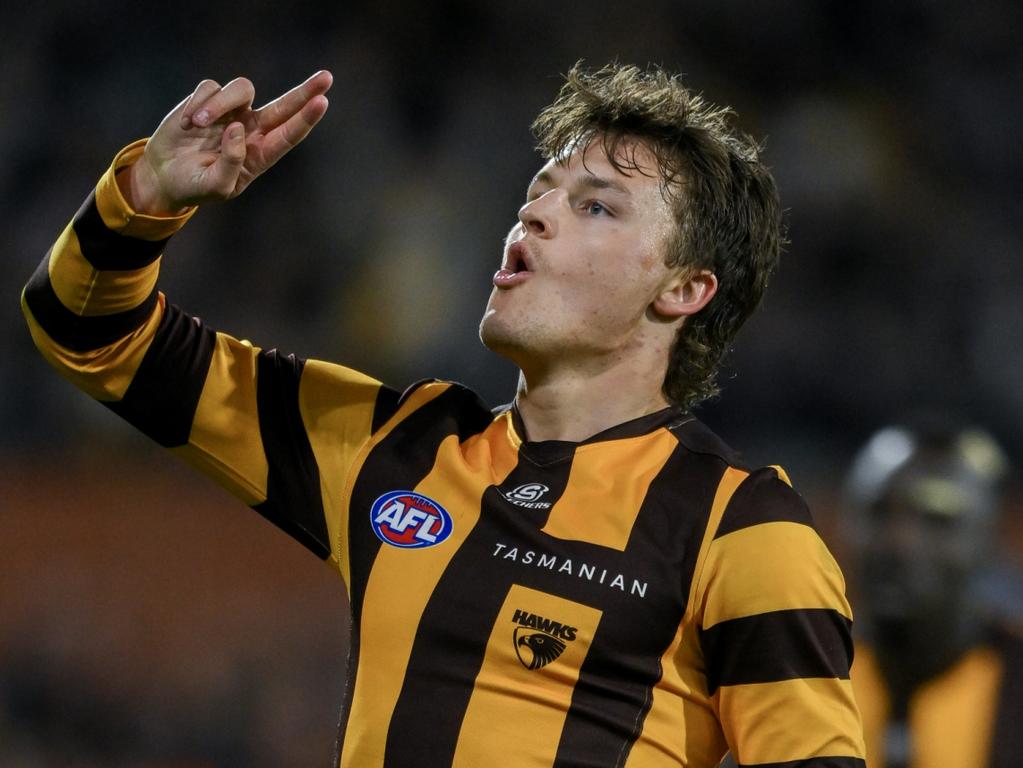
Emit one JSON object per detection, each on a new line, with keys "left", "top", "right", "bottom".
{"left": 714, "top": 467, "right": 814, "bottom": 539}
{"left": 553, "top": 446, "right": 727, "bottom": 767}
{"left": 23, "top": 251, "right": 159, "bottom": 352}
{"left": 347, "top": 383, "right": 493, "bottom": 619}
{"left": 381, "top": 452, "right": 576, "bottom": 767}
{"left": 105, "top": 302, "right": 216, "bottom": 447}
{"left": 700, "top": 608, "right": 852, "bottom": 695}
{"left": 736, "top": 758, "right": 865, "bottom": 767}
{"left": 251, "top": 350, "right": 329, "bottom": 559}
{"left": 72, "top": 191, "right": 169, "bottom": 270}
{"left": 370, "top": 384, "right": 402, "bottom": 434}
{"left": 336, "top": 383, "right": 494, "bottom": 761}
{"left": 673, "top": 417, "right": 750, "bottom": 469}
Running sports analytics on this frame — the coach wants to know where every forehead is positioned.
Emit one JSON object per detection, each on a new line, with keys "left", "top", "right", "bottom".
{"left": 533, "top": 137, "right": 667, "bottom": 196}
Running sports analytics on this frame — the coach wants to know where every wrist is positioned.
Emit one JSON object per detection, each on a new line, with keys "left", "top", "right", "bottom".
{"left": 118, "top": 155, "right": 188, "bottom": 217}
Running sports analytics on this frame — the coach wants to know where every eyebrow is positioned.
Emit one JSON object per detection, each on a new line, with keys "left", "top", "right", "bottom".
{"left": 529, "top": 169, "right": 632, "bottom": 197}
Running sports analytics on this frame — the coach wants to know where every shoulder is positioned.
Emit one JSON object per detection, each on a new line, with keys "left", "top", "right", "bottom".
{"left": 375, "top": 377, "right": 496, "bottom": 437}
{"left": 670, "top": 418, "right": 812, "bottom": 533}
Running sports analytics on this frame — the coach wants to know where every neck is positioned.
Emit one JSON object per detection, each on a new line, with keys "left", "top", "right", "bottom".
{"left": 513, "top": 354, "right": 674, "bottom": 443}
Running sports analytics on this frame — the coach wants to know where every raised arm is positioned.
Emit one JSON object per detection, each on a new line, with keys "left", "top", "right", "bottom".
{"left": 21, "top": 72, "right": 399, "bottom": 572}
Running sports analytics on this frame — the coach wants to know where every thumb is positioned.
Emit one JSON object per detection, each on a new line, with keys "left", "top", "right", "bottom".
{"left": 205, "top": 122, "right": 247, "bottom": 196}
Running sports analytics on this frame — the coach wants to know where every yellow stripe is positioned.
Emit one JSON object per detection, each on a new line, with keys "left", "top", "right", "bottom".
{"left": 339, "top": 398, "right": 517, "bottom": 768}
{"left": 853, "top": 643, "right": 1002, "bottom": 768}
{"left": 542, "top": 429, "right": 677, "bottom": 550}
{"left": 166, "top": 332, "right": 268, "bottom": 506}
{"left": 624, "top": 618, "right": 728, "bottom": 768}
{"left": 626, "top": 466, "right": 749, "bottom": 768}
{"left": 769, "top": 464, "right": 792, "bottom": 486}
{"left": 683, "top": 467, "right": 749, "bottom": 627}
{"left": 334, "top": 381, "right": 449, "bottom": 590}
{"left": 47, "top": 226, "right": 160, "bottom": 317}
{"left": 912, "top": 646, "right": 1001, "bottom": 768}
{"left": 22, "top": 289, "right": 164, "bottom": 402}
{"left": 95, "top": 140, "right": 197, "bottom": 239}
{"left": 700, "top": 522, "right": 851, "bottom": 629}
{"left": 299, "top": 360, "right": 385, "bottom": 569}
{"left": 718, "top": 677, "right": 865, "bottom": 764}
{"left": 452, "top": 586, "right": 603, "bottom": 767}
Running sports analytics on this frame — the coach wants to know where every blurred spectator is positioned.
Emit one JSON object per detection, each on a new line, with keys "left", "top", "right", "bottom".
{"left": 844, "top": 418, "right": 1023, "bottom": 768}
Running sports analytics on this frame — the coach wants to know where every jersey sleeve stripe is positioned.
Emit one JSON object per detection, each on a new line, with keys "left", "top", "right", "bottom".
{"left": 252, "top": 349, "right": 330, "bottom": 559}
{"left": 73, "top": 191, "right": 169, "bottom": 269}
{"left": 48, "top": 227, "right": 160, "bottom": 317}
{"left": 714, "top": 467, "right": 814, "bottom": 540}
{"left": 717, "top": 677, "right": 865, "bottom": 764}
{"left": 700, "top": 522, "right": 852, "bottom": 629}
{"left": 23, "top": 252, "right": 160, "bottom": 352}
{"left": 700, "top": 608, "right": 853, "bottom": 694}
{"left": 734, "top": 758, "right": 866, "bottom": 767}
{"left": 105, "top": 301, "right": 217, "bottom": 447}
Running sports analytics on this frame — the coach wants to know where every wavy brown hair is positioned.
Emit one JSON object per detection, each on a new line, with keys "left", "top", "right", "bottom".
{"left": 532, "top": 62, "right": 783, "bottom": 410}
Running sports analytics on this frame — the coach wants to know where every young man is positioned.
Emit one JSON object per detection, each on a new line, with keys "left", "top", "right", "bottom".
{"left": 22, "top": 64, "right": 865, "bottom": 767}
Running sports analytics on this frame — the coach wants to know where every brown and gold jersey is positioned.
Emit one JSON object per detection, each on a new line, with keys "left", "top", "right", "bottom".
{"left": 22, "top": 142, "right": 866, "bottom": 768}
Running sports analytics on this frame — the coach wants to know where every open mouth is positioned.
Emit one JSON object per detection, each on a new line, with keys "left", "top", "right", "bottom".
{"left": 493, "top": 241, "right": 534, "bottom": 288}
{"left": 505, "top": 241, "right": 532, "bottom": 274}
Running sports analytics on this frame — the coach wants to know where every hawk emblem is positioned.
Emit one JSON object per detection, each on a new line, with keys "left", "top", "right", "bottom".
{"left": 514, "top": 627, "right": 567, "bottom": 670}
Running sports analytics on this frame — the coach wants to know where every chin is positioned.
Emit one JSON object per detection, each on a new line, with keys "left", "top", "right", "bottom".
{"left": 479, "top": 315, "right": 539, "bottom": 369}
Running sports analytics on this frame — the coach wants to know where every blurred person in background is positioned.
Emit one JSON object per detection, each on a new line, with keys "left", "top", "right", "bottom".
{"left": 21, "top": 63, "right": 864, "bottom": 766}
{"left": 845, "top": 418, "right": 1023, "bottom": 768}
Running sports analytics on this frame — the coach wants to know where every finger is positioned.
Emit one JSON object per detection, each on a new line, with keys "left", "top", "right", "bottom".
{"left": 254, "top": 70, "right": 333, "bottom": 132}
{"left": 191, "top": 77, "right": 257, "bottom": 128}
{"left": 258, "top": 94, "right": 330, "bottom": 169}
{"left": 203, "top": 121, "right": 248, "bottom": 196}
{"left": 179, "top": 79, "right": 223, "bottom": 129}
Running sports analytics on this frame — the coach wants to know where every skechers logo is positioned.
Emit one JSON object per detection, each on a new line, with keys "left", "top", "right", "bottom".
{"left": 512, "top": 608, "right": 577, "bottom": 670}
{"left": 503, "top": 483, "right": 552, "bottom": 509}
{"left": 370, "top": 491, "right": 453, "bottom": 549}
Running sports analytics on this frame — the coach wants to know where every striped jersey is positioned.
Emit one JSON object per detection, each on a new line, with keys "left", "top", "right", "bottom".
{"left": 852, "top": 629, "right": 1023, "bottom": 767}
{"left": 22, "top": 141, "right": 866, "bottom": 767}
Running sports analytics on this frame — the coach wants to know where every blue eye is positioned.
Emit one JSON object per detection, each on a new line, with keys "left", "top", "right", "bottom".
{"left": 585, "top": 201, "right": 609, "bottom": 216}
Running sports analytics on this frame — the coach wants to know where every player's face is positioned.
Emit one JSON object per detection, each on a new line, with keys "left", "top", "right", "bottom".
{"left": 856, "top": 467, "right": 992, "bottom": 625}
{"left": 479, "top": 138, "right": 679, "bottom": 368}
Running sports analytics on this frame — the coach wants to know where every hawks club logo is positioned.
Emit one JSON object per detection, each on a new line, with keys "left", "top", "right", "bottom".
{"left": 370, "top": 491, "right": 453, "bottom": 549}
{"left": 511, "top": 608, "right": 577, "bottom": 670}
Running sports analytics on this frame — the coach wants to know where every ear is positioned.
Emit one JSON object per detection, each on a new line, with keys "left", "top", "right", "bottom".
{"left": 652, "top": 269, "right": 718, "bottom": 319}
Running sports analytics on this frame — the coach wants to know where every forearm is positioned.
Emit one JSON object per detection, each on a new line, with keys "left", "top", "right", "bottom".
{"left": 22, "top": 140, "right": 196, "bottom": 400}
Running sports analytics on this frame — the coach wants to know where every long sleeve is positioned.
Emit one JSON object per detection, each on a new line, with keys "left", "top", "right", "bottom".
{"left": 692, "top": 467, "right": 866, "bottom": 767}
{"left": 22, "top": 142, "right": 401, "bottom": 572}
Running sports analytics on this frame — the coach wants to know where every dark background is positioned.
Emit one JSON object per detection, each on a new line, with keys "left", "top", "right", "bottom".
{"left": 3, "top": 1, "right": 1022, "bottom": 764}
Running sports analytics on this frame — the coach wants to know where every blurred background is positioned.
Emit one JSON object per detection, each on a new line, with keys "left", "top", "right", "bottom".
{"left": 2, "top": 0, "right": 1022, "bottom": 764}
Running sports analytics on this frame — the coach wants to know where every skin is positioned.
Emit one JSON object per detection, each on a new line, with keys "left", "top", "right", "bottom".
{"left": 125, "top": 73, "right": 717, "bottom": 443}
{"left": 124, "top": 71, "right": 334, "bottom": 214}
{"left": 481, "top": 141, "right": 717, "bottom": 442}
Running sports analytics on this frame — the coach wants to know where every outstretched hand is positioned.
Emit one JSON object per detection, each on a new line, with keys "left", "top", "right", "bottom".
{"left": 126, "top": 70, "right": 333, "bottom": 215}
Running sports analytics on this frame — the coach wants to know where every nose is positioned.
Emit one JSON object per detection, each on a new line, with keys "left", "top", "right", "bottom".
{"left": 517, "top": 192, "right": 558, "bottom": 238}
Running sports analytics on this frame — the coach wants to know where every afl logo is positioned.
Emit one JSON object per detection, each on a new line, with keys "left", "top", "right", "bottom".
{"left": 370, "top": 491, "right": 453, "bottom": 549}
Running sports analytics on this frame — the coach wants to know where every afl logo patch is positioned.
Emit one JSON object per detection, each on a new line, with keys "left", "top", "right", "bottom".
{"left": 370, "top": 491, "right": 453, "bottom": 549}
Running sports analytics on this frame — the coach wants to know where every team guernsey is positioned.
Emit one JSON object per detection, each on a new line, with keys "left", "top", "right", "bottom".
{"left": 22, "top": 141, "right": 866, "bottom": 767}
